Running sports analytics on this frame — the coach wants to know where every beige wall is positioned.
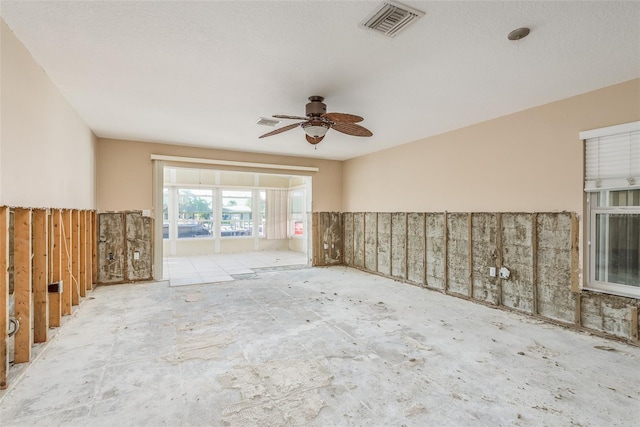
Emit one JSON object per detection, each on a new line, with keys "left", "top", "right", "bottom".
{"left": 0, "top": 19, "right": 96, "bottom": 209}
{"left": 96, "top": 138, "right": 342, "bottom": 213}
{"left": 343, "top": 79, "right": 640, "bottom": 213}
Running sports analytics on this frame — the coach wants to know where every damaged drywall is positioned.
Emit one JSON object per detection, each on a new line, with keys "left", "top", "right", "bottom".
{"left": 312, "top": 212, "right": 342, "bottom": 266}
{"left": 98, "top": 211, "right": 153, "bottom": 284}
{"left": 315, "top": 211, "right": 639, "bottom": 343}
{"left": 377, "top": 213, "right": 391, "bottom": 276}
{"left": 407, "top": 213, "right": 425, "bottom": 285}
{"left": 391, "top": 213, "right": 406, "bottom": 280}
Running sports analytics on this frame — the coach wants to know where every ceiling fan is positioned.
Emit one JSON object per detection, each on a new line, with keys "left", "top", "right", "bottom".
{"left": 259, "top": 96, "right": 373, "bottom": 145}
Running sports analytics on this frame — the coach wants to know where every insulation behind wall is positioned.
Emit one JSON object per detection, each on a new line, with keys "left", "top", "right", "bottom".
{"left": 314, "top": 211, "right": 639, "bottom": 343}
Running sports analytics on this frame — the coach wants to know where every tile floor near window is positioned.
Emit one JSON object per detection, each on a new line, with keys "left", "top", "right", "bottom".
{"left": 163, "top": 250, "right": 308, "bottom": 287}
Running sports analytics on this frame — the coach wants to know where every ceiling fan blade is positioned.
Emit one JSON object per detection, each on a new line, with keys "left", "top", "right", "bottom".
{"left": 305, "top": 134, "right": 325, "bottom": 145}
{"left": 273, "top": 114, "right": 309, "bottom": 121}
{"left": 258, "top": 122, "right": 301, "bottom": 138}
{"left": 331, "top": 122, "right": 373, "bottom": 137}
{"left": 322, "top": 112, "right": 364, "bottom": 123}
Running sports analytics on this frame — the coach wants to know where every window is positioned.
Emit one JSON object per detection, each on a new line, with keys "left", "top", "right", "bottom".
{"left": 177, "top": 189, "right": 213, "bottom": 239}
{"left": 582, "top": 122, "right": 640, "bottom": 298}
{"left": 221, "top": 190, "right": 253, "bottom": 237}
{"left": 290, "top": 188, "right": 305, "bottom": 237}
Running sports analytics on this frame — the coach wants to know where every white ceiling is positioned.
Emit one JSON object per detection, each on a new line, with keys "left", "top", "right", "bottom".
{"left": 2, "top": 1, "right": 639, "bottom": 161}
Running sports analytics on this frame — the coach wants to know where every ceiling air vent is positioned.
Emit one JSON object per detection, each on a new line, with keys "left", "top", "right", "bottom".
{"left": 256, "top": 117, "right": 281, "bottom": 127}
{"left": 360, "top": 1, "right": 425, "bottom": 38}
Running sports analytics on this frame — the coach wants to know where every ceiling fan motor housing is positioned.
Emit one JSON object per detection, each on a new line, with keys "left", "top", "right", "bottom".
{"left": 306, "top": 96, "right": 327, "bottom": 117}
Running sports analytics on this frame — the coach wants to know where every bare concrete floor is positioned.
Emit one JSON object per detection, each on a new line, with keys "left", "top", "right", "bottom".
{"left": 1, "top": 267, "right": 639, "bottom": 426}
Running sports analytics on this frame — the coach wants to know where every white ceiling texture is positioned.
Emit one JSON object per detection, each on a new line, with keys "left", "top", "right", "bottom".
{"left": 1, "top": 1, "right": 639, "bottom": 161}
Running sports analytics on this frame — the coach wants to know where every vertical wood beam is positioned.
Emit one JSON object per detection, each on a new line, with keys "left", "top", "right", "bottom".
{"left": 443, "top": 212, "right": 449, "bottom": 294}
{"left": 79, "top": 211, "right": 87, "bottom": 297}
{"left": 61, "top": 209, "right": 72, "bottom": 315}
{"left": 13, "top": 208, "right": 32, "bottom": 364}
{"left": 468, "top": 213, "right": 474, "bottom": 298}
{"left": 570, "top": 212, "right": 582, "bottom": 327}
{"left": 531, "top": 213, "right": 539, "bottom": 315}
{"left": 570, "top": 212, "right": 580, "bottom": 293}
{"left": 496, "top": 213, "right": 503, "bottom": 306}
{"left": 85, "top": 211, "right": 93, "bottom": 291}
{"left": 0, "top": 207, "right": 9, "bottom": 389}
{"left": 91, "top": 211, "right": 97, "bottom": 285}
{"left": 423, "top": 213, "right": 427, "bottom": 287}
{"left": 351, "top": 212, "right": 355, "bottom": 266}
{"left": 404, "top": 213, "right": 409, "bottom": 280}
{"left": 49, "top": 210, "right": 62, "bottom": 326}
{"left": 631, "top": 306, "right": 639, "bottom": 343}
{"left": 72, "top": 210, "right": 81, "bottom": 304}
{"left": 375, "top": 212, "right": 379, "bottom": 273}
{"left": 32, "top": 209, "right": 49, "bottom": 343}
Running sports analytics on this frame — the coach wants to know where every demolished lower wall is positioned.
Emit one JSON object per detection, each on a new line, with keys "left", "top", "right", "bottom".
{"left": 313, "top": 212, "right": 639, "bottom": 344}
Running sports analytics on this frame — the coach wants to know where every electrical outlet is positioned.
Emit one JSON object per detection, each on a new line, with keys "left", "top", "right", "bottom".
{"left": 489, "top": 267, "right": 497, "bottom": 277}
{"left": 134, "top": 251, "right": 140, "bottom": 260}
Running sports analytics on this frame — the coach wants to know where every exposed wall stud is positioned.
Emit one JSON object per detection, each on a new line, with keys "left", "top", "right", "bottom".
{"left": 13, "top": 208, "right": 32, "bottom": 364}
{"left": 32, "top": 209, "right": 49, "bottom": 343}
{"left": 375, "top": 212, "right": 379, "bottom": 272}
{"left": 79, "top": 211, "right": 87, "bottom": 297}
{"left": 91, "top": 211, "right": 98, "bottom": 285}
{"left": 61, "top": 209, "right": 72, "bottom": 315}
{"left": 468, "top": 213, "right": 473, "bottom": 298}
{"left": 631, "top": 307, "right": 639, "bottom": 342}
{"left": 423, "top": 212, "right": 427, "bottom": 287}
{"left": 0, "top": 207, "right": 9, "bottom": 389}
{"left": 50, "top": 210, "right": 62, "bottom": 327}
{"left": 404, "top": 213, "right": 409, "bottom": 280}
{"left": 496, "top": 212, "right": 503, "bottom": 306}
{"left": 443, "top": 211, "right": 449, "bottom": 294}
{"left": 71, "top": 210, "right": 80, "bottom": 304}
{"left": 531, "top": 213, "right": 538, "bottom": 315}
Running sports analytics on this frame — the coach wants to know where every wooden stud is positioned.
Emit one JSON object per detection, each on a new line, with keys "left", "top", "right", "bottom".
{"left": 443, "top": 212, "right": 449, "bottom": 294}
{"left": 575, "top": 293, "right": 582, "bottom": 326}
{"left": 468, "top": 213, "right": 473, "bottom": 298}
{"left": 79, "top": 211, "right": 86, "bottom": 297}
{"left": 570, "top": 212, "right": 580, "bottom": 293}
{"left": 352, "top": 213, "right": 357, "bottom": 267}
{"left": 13, "top": 208, "right": 32, "bottom": 364}
{"left": 0, "top": 206, "right": 9, "bottom": 389}
{"left": 531, "top": 213, "right": 539, "bottom": 315}
{"left": 375, "top": 212, "right": 379, "bottom": 273}
{"left": 312, "top": 213, "right": 318, "bottom": 266}
{"left": 496, "top": 213, "right": 503, "bottom": 306}
{"left": 631, "top": 307, "right": 639, "bottom": 342}
{"left": 85, "top": 211, "right": 93, "bottom": 291}
{"left": 61, "top": 209, "right": 72, "bottom": 315}
{"left": 91, "top": 211, "right": 97, "bottom": 285}
{"left": 71, "top": 210, "right": 80, "bottom": 304}
{"left": 49, "top": 210, "right": 62, "bottom": 327}
{"left": 423, "top": 213, "right": 428, "bottom": 287}
{"left": 32, "top": 209, "right": 49, "bottom": 344}
{"left": 389, "top": 213, "right": 393, "bottom": 276}
{"left": 362, "top": 212, "right": 366, "bottom": 270}
{"left": 404, "top": 213, "right": 409, "bottom": 280}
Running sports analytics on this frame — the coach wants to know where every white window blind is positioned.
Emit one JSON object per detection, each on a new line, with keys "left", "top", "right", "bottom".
{"left": 581, "top": 122, "right": 640, "bottom": 191}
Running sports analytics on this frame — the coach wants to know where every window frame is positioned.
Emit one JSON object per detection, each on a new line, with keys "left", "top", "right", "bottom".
{"left": 586, "top": 191, "right": 640, "bottom": 298}
{"left": 581, "top": 119, "right": 640, "bottom": 299}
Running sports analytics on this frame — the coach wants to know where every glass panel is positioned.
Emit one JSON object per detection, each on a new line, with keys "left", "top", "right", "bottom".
{"left": 290, "top": 189, "right": 305, "bottom": 236}
{"left": 609, "top": 189, "right": 640, "bottom": 207}
{"left": 259, "top": 190, "right": 266, "bottom": 237}
{"left": 595, "top": 212, "right": 640, "bottom": 286}
{"left": 178, "top": 189, "right": 213, "bottom": 239}
{"left": 221, "top": 190, "right": 253, "bottom": 237}
{"left": 163, "top": 188, "right": 169, "bottom": 239}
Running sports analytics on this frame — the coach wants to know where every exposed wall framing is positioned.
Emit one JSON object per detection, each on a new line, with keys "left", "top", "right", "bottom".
{"left": 97, "top": 211, "right": 153, "bottom": 284}
{"left": 0, "top": 206, "right": 96, "bottom": 390}
{"left": 316, "top": 211, "right": 640, "bottom": 345}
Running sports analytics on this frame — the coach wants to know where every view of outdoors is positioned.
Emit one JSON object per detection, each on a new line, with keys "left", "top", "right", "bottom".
{"left": 163, "top": 188, "right": 266, "bottom": 239}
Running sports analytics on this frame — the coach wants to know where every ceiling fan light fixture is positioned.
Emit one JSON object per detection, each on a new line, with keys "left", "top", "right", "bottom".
{"left": 302, "top": 121, "right": 330, "bottom": 138}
